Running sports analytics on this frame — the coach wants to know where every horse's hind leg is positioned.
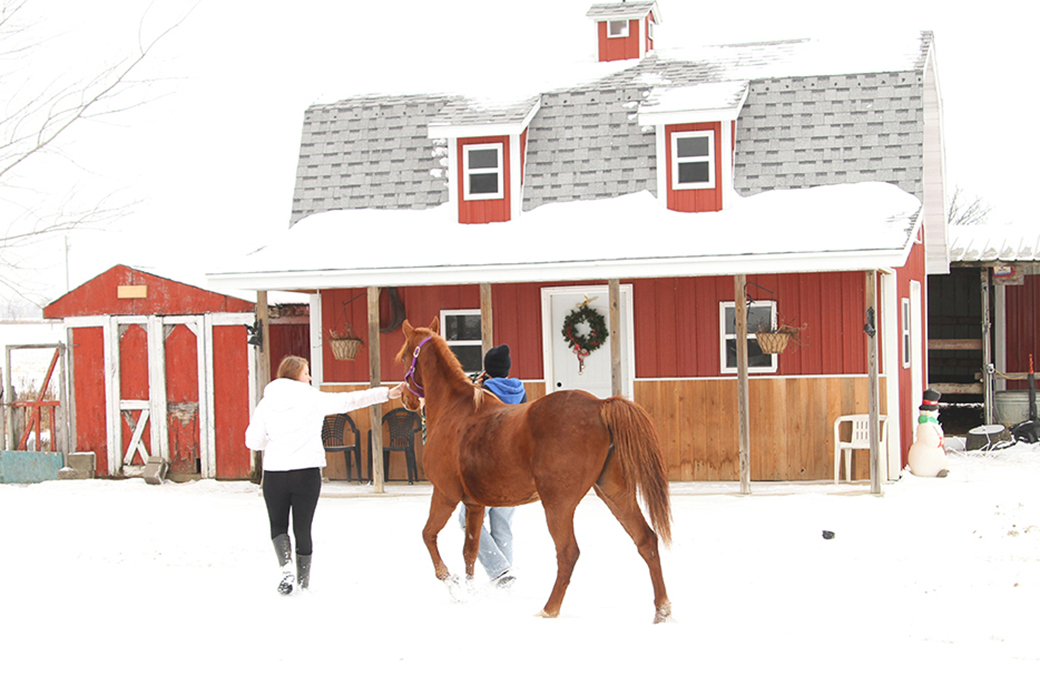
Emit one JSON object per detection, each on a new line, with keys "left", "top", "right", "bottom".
{"left": 594, "top": 475, "right": 671, "bottom": 623}
{"left": 422, "top": 489, "right": 459, "bottom": 582}
{"left": 539, "top": 501, "right": 581, "bottom": 619}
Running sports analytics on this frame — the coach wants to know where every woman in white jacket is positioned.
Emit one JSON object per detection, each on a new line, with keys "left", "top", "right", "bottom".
{"left": 246, "top": 355, "right": 404, "bottom": 595}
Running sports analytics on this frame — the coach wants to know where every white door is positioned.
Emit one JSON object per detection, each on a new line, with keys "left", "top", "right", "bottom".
{"left": 541, "top": 285, "right": 633, "bottom": 399}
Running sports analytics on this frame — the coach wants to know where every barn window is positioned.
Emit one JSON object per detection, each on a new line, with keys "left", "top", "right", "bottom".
{"left": 647, "top": 19, "right": 656, "bottom": 42}
{"left": 720, "top": 300, "right": 778, "bottom": 374}
{"left": 607, "top": 19, "right": 629, "bottom": 38}
{"left": 672, "top": 130, "right": 716, "bottom": 190}
{"left": 440, "top": 309, "right": 483, "bottom": 373}
{"left": 901, "top": 297, "right": 912, "bottom": 369}
{"left": 462, "top": 143, "right": 504, "bottom": 201}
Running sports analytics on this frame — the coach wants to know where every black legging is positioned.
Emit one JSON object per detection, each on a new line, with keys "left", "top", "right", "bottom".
{"left": 263, "top": 467, "right": 322, "bottom": 555}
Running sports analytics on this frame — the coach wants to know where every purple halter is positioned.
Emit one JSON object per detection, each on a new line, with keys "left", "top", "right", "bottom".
{"left": 403, "top": 336, "right": 433, "bottom": 397}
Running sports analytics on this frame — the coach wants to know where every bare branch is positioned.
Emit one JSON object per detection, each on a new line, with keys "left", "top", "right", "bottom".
{"left": 947, "top": 185, "right": 994, "bottom": 226}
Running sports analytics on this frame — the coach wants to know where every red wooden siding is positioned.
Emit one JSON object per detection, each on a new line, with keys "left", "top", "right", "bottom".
{"left": 894, "top": 231, "right": 927, "bottom": 468}
{"left": 631, "top": 273, "right": 868, "bottom": 378}
{"left": 1003, "top": 274, "right": 1040, "bottom": 388}
{"left": 72, "top": 326, "right": 108, "bottom": 476}
{"left": 44, "top": 265, "right": 254, "bottom": 318}
{"left": 165, "top": 324, "right": 200, "bottom": 475}
{"left": 597, "top": 18, "right": 641, "bottom": 61}
{"left": 119, "top": 324, "right": 150, "bottom": 465}
{"left": 212, "top": 325, "right": 251, "bottom": 479}
{"left": 457, "top": 136, "right": 511, "bottom": 224}
{"left": 665, "top": 123, "right": 723, "bottom": 213}
{"left": 268, "top": 323, "right": 310, "bottom": 377}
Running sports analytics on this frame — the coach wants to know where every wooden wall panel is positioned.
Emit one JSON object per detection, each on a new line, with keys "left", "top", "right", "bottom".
{"left": 165, "top": 324, "right": 200, "bottom": 474}
{"left": 119, "top": 324, "right": 150, "bottom": 465}
{"left": 71, "top": 326, "right": 107, "bottom": 476}
{"left": 457, "top": 136, "right": 511, "bottom": 224}
{"left": 212, "top": 325, "right": 251, "bottom": 479}
{"left": 635, "top": 376, "right": 881, "bottom": 481}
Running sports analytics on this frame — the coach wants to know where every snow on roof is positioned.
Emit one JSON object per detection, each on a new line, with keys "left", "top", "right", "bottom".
{"left": 208, "top": 182, "right": 922, "bottom": 292}
{"left": 639, "top": 80, "right": 749, "bottom": 123}
{"left": 586, "top": 2, "right": 660, "bottom": 21}
{"left": 948, "top": 225, "right": 1040, "bottom": 264}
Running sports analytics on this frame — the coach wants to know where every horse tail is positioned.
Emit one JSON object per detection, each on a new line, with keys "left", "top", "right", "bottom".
{"left": 599, "top": 397, "right": 672, "bottom": 546}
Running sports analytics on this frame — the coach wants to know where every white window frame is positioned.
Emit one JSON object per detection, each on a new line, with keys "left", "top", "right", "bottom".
{"left": 607, "top": 19, "right": 630, "bottom": 38}
{"left": 647, "top": 19, "right": 656, "bottom": 42}
{"left": 720, "top": 301, "right": 778, "bottom": 374}
{"left": 462, "top": 143, "right": 504, "bottom": 201}
{"left": 671, "top": 129, "right": 716, "bottom": 190}
{"left": 901, "top": 297, "right": 912, "bottom": 369}
{"left": 439, "top": 308, "right": 483, "bottom": 373}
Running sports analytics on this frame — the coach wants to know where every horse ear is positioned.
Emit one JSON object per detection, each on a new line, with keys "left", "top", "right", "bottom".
{"left": 429, "top": 316, "right": 439, "bottom": 334}
{"left": 402, "top": 319, "right": 414, "bottom": 338}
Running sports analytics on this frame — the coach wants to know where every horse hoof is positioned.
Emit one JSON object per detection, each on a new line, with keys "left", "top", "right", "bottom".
{"left": 653, "top": 602, "right": 673, "bottom": 624}
{"left": 537, "top": 609, "right": 559, "bottom": 619}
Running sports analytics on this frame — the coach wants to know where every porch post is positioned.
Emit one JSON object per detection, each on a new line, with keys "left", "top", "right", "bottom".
{"left": 254, "top": 291, "right": 272, "bottom": 478}
{"left": 480, "top": 283, "right": 493, "bottom": 357}
{"left": 866, "top": 270, "right": 881, "bottom": 494}
{"left": 609, "top": 279, "right": 622, "bottom": 397}
{"left": 368, "top": 286, "right": 384, "bottom": 493}
{"left": 734, "top": 275, "right": 751, "bottom": 495}
{"left": 980, "top": 268, "right": 993, "bottom": 424}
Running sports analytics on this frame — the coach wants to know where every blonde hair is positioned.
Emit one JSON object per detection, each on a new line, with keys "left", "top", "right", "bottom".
{"left": 276, "top": 355, "right": 308, "bottom": 381}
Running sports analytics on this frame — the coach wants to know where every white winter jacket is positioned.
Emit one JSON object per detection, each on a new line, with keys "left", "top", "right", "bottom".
{"left": 245, "top": 378, "right": 390, "bottom": 472}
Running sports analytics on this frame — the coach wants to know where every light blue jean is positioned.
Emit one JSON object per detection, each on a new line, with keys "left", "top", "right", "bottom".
{"left": 458, "top": 505, "right": 515, "bottom": 580}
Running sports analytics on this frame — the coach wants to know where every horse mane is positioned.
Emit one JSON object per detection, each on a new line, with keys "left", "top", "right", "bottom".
{"left": 401, "top": 328, "right": 485, "bottom": 411}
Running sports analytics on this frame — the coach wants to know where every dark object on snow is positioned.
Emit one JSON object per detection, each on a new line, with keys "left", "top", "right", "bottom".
{"left": 822, "top": 530, "right": 835, "bottom": 540}
{"left": 966, "top": 424, "right": 1014, "bottom": 451}
{"left": 1011, "top": 420, "right": 1040, "bottom": 444}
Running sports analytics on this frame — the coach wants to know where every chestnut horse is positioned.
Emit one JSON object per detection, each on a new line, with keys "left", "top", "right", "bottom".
{"left": 397, "top": 318, "right": 672, "bottom": 623}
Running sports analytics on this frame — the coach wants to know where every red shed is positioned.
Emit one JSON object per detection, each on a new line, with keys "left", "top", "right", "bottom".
{"left": 44, "top": 265, "right": 307, "bottom": 480}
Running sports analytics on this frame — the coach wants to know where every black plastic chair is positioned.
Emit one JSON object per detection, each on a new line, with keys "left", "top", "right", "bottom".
{"left": 322, "top": 413, "right": 365, "bottom": 483}
{"left": 367, "top": 408, "right": 422, "bottom": 484}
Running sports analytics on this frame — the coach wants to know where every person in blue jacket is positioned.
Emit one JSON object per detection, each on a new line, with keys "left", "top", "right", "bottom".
{"left": 460, "top": 344, "right": 526, "bottom": 587}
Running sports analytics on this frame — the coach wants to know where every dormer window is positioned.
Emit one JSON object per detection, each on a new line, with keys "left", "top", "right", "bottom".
{"left": 672, "top": 130, "right": 715, "bottom": 190}
{"left": 463, "top": 143, "right": 504, "bottom": 200}
{"left": 607, "top": 19, "right": 629, "bottom": 38}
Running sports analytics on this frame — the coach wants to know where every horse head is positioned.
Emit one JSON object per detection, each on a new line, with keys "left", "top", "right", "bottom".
{"left": 397, "top": 317, "right": 439, "bottom": 411}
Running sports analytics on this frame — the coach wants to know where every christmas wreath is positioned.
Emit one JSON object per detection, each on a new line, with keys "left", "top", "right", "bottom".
{"left": 561, "top": 300, "right": 608, "bottom": 373}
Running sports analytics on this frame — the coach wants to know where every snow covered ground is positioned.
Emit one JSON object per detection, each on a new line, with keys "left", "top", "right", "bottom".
{"left": 2, "top": 439, "right": 1038, "bottom": 692}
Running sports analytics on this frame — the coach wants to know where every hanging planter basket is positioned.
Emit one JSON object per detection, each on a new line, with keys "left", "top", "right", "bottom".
{"left": 755, "top": 331, "right": 791, "bottom": 354}
{"left": 329, "top": 337, "right": 363, "bottom": 361}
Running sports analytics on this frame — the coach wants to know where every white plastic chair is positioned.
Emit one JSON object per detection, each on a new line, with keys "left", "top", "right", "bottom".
{"left": 833, "top": 414, "right": 888, "bottom": 482}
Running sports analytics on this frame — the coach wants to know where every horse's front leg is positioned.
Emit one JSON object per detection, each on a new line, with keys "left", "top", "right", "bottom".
{"left": 461, "top": 503, "right": 486, "bottom": 580}
{"left": 422, "top": 489, "right": 458, "bottom": 582}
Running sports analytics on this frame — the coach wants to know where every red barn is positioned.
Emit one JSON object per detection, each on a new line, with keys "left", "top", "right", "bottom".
{"left": 44, "top": 265, "right": 307, "bottom": 480}
{"left": 209, "top": 3, "right": 947, "bottom": 486}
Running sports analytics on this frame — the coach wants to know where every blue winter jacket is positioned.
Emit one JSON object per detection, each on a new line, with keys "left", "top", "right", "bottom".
{"left": 484, "top": 377, "right": 527, "bottom": 404}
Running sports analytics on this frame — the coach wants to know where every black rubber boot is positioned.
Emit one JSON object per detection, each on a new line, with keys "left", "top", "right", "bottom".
{"left": 296, "top": 553, "right": 312, "bottom": 591}
{"left": 272, "top": 534, "right": 295, "bottom": 595}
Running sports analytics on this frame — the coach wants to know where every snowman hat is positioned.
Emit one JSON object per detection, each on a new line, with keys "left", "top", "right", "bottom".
{"left": 920, "top": 388, "right": 941, "bottom": 411}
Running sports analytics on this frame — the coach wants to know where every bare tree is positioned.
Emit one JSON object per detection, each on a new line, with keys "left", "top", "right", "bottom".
{"left": 0, "top": 0, "right": 193, "bottom": 312}
{"left": 947, "top": 185, "right": 994, "bottom": 226}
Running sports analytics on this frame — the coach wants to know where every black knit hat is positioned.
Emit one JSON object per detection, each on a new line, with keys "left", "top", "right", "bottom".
{"left": 484, "top": 344, "right": 511, "bottom": 378}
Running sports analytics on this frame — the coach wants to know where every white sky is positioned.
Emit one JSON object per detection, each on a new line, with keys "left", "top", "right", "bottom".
{"left": 3, "top": 0, "right": 1036, "bottom": 313}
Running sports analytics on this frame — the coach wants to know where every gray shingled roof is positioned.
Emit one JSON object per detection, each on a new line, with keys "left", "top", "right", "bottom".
{"left": 289, "top": 32, "right": 933, "bottom": 226}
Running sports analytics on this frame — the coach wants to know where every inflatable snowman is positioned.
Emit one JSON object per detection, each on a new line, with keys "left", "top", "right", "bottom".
{"left": 907, "top": 388, "right": 949, "bottom": 477}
